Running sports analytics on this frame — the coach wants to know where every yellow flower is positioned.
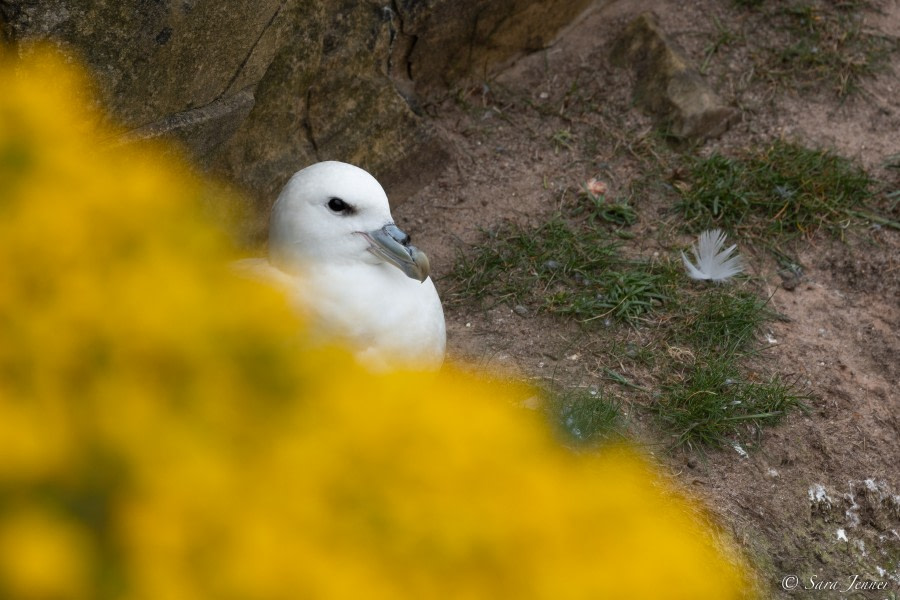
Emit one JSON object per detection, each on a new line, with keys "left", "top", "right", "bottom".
{"left": 0, "top": 49, "right": 755, "bottom": 599}
{"left": 0, "top": 507, "right": 93, "bottom": 600}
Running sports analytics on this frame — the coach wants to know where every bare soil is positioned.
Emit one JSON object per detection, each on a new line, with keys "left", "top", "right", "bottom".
{"left": 394, "top": 0, "right": 900, "bottom": 597}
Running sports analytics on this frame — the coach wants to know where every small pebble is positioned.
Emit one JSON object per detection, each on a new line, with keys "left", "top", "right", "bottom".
{"left": 513, "top": 305, "right": 529, "bottom": 317}
{"left": 543, "top": 260, "right": 561, "bottom": 271}
{"left": 781, "top": 275, "right": 798, "bottom": 291}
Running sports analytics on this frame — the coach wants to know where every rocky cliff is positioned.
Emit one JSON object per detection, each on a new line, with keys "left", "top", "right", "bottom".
{"left": 1, "top": 0, "right": 592, "bottom": 237}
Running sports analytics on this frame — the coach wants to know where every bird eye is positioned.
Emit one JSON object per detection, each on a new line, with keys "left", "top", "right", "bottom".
{"left": 327, "top": 197, "right": 352, "bottom": 214}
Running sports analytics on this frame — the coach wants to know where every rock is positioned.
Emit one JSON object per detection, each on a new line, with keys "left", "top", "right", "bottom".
{"left": 214, "top": 0, "right": 593, "bottom": 240}
{"left": 4, "top": 0, "right": 289, "bottom": 144}
{"left": 611, "top": 12, "right": 736, "bottom": 140}
{"left": 2, "top": 0, "right": 291, "bottom": 163}
{"left": 208, "top": 0, "right": 452, "bottom": 241}
{"left": 513, "top": 305, "right": 529, "bottom": 317}
{"left": 126, "top": 88, "right": 257, "bottom": 166}
{"left": 778, "top": 268, "right": 801, "bottom": 291}
{"left": 780, "top": 274, "right": 800, "bottom": 291}
{"left": 2, "top": 0, "right": 592, "bottom": 241}
{"left": 395, "top": 0, "right": 594, "bottom": 93}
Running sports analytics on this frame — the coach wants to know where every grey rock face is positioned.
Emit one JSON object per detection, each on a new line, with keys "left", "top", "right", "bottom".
{"left": 3, "top": 0, "right": 290, "bottom": 173}
{"left": 4, "top": 1, "right": 288, "bottom": 127}
{"left": 2, "top": 0, "right": 591, "bottom": 241}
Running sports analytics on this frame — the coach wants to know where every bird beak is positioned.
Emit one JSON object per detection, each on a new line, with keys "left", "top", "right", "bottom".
{"left": 358, "top": 224, "right": 431, "bottom": 282}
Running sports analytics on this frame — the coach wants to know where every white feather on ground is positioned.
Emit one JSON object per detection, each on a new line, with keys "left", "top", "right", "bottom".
{"left": 681, "top": 229, "right": 744, "bottom": 282}
{"left": 236, "top": 161, "right": 446, "bottom": 372}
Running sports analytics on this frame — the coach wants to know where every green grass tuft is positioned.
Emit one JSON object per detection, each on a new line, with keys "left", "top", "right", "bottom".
{"left": 545, "top": 267, "right": 668, "bottom": 323}
{"left": 744, "top": 1, "right": 898, "bottom": 97}
{"left": 652, "top": 280, "right": 804, "bottom": 449}
{"left": 672, "top": 287, "right": 776, "bottom": 356}
{"left": 652, "top": 354, "right": 808, "bottom": 450}
{"left": 449, "top": 216, "right": 670, "bottom": 324}
{"left": 545, "top": 387, "right": 623, "bottom": 446}
{"left": 676, "top": 140, "right": 874, "bottom": 241}
{"left": 571, "top": 188, "right": 638, "bottom": 227}
{"left": 550, "top": 129, "right": 576, "bottom": 153}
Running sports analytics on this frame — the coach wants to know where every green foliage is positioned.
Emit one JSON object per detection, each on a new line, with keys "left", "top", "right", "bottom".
{"left": 450, "top": 216, "right": 669, "bottom": 324}
{"left": 545, "top": 387, "right": 623, "bottom": 446}
{"left": 701, "top": 16, "right": 740, "bottom": 74}
{"left": 676, "top": 140, "right": 874, "bottom": 240}
{"left": 651, "top": 354, "right": 807, "bottom": 450}
{"left": 651, "top": 278, "right": 807, "bottom": 449}
{"left": 671, "top": 287, "right": 776, "bottom": 356}
{"left": 550, "top": 129, "right": 575, "bottom": 153}
{"left": 750, "top": 1, "right": 898, "bottom": 97}
{"left": 545, "top": 268, "right": 668, "bottom": 322}
{"left": 571, "top": 188, "right": 638, "bottom": 227}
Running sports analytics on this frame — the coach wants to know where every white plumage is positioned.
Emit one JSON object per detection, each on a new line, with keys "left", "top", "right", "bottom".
{"left": 239, "top": 161, "right": 446, "bottom": 371}
{"left": 681, "top": 229, "right": 744, "bottom": 282}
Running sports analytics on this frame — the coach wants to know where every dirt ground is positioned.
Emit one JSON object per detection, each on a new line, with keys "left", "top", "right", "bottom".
{"left": 393, "top": 0, "right": 900, "bottom": 597}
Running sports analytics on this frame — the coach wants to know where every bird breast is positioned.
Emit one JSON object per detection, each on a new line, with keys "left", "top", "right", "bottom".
{"left": 293, "top": 261, "right": 446, "bottom": 372}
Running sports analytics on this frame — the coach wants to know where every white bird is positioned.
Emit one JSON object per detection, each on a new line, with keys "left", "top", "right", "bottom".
{"left": 239, "top": 161, "right": 446, "bottom": 372}
{"left": 681, "top": 229, "right": 744, "bottom": 282}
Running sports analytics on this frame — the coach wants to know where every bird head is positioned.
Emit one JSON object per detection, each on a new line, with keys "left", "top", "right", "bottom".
{"left": 268, "top": 161, "right": 430, "bottom": 282}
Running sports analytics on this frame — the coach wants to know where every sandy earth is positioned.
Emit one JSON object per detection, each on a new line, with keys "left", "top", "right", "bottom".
{"left": 393, "top": 0, "right": 900, "bottom": 597}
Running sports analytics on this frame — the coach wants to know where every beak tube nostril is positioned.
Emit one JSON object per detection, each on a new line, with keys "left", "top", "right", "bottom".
{"left": 360, "top": 226, "right": 430, "bottom": 282}
{"left": 383, "top": 223, "right": 411, "bottom": 246}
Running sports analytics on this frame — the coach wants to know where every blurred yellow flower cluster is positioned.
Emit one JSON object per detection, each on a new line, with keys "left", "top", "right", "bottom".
{"left": 0, "top": 50, "right": 754, "bottom": 599}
